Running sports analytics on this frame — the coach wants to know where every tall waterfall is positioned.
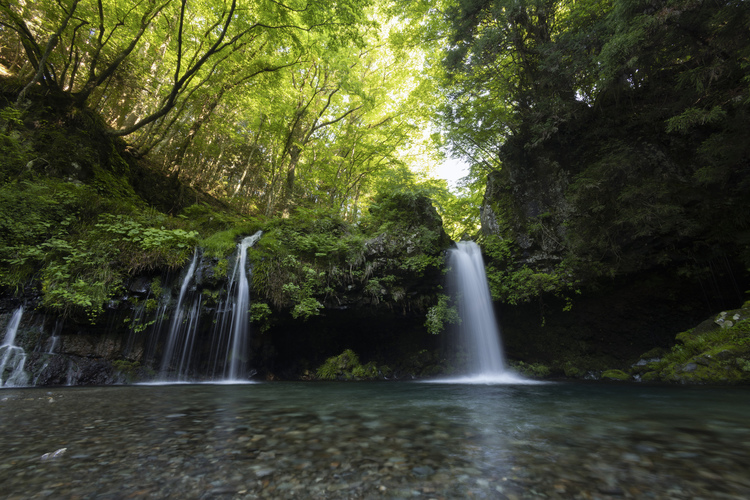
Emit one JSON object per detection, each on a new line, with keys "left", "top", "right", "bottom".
{"left": 440, "top": 241, "right": 529, "bottom": 384}
{"left": 0, "top": 307, "right": 29, "bottom": 387}
{"left": 223, "top": 231, "right": 262, "bottom": 381}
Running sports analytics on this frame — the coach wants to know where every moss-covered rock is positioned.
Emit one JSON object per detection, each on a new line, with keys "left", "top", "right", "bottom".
{"left": 315, "top": 349, "right": 390, "bottom": 381}
{"left": 510, "top": 361, "right": 552, "bottom": 379}
{"left": 602, "top": 369, "right": 630, "bottom": 381}
{"left": 630, "top": 303, "right": 750, "bottom": 384}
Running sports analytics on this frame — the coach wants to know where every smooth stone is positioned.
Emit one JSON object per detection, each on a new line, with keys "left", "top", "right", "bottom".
{"left": 255, "top": 468, "right": 275, "bottom": 478}
{"left": 412, "top": 466, "right": 435, "bottom": 477}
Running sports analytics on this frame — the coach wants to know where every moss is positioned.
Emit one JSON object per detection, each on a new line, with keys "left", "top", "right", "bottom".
{"left": 602, "top": 369, "right": 630, "bottom": 381}
{"left": 315, "top": 349, "right": 388, "bottom": 381}
{"left": 632, "top": 311, "right": 750, "bottom": 384}
{"left": 511, "top": 361, "right": 552, "bottom": 378}
{"left": 563, "top": 361, "right": 585, "bottom": 378}
{"left": 112, "top": 360, "right": 141, "bottom": 382}
{"left": 639, "top": 347, "right": 667, "bottom": 359}
{"left": 200, "top": 225, "right": 261, "bottom": 259}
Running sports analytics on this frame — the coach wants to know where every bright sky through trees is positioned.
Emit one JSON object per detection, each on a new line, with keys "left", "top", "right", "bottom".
{"left": 434, "top": 157, "right": 469, "bottom": 190}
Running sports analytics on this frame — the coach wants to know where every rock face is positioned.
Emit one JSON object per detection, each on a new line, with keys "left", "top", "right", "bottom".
{"left": 498, "top": 272, "right": 723, "bottom": 379}
{"left": 481, "top": 166, "right": 569, "bottom": 269}
{"left": 250, "top": 193, "right": 452, "bottom": 379}
{"left": 0, "top": 305, "right": 136, "bottom": 386}
{"left": 479, "top": 131, "right": 749, "bottom": 379}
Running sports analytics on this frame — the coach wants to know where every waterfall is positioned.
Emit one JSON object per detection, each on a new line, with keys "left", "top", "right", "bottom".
{"left": 450, "top": 241, "right": 506, "bottom": 375}
{"left": 223, "top": 230, "right": 262, "bottom": 381}
{"left": 0, "top": 307, "right": 30, "bottom": 387}
{"left": 158, "top": 251, "right": 200, "bottom": 381}
{"left": 2, "top": 306, "right": 23, "bottom": 346}
{"left": 438, "top": 241, "right": 530, "bottom": 384}
{"left": 154, "top": 231, "right": 262, "bottom": 383}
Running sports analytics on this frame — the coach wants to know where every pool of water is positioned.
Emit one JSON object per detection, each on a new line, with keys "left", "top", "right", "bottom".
{"left": 1, "top": 381, "right": 749, "bottom": 499}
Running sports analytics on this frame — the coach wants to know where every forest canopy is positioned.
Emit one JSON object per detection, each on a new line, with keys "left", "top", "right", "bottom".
{"left": 1, "top": 0, "right": 460, "bottom": 224}
{"left": 440, "top": 0, "right": 750, "bottom": 285}
{"left": 2, "top": 0, "right": 749, "bottom": 283}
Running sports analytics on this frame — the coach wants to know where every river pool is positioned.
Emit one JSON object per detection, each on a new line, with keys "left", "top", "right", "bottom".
{"left": 1, "top": 381, "right": 749, "bottom": 499}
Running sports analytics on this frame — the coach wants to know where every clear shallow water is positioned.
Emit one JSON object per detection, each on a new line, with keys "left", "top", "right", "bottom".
{"left": 1, "top": 382, "right": 749, "bottom": 499}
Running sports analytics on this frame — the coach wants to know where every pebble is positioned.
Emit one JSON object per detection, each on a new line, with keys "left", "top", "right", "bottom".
{"left": 0, "top": 384, "right": 749, "bottom": 499}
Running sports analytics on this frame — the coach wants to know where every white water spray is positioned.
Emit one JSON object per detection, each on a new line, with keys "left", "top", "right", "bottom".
{"left": 156, "top": 231, "right": 262, "bottom": 382}
{"left": 0, "top": 307, "right": 30, "bottom": 387}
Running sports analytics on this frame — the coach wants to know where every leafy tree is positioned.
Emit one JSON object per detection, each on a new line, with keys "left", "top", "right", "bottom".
{"left": 440, "top": 0, "right": 750, "bottom": 285}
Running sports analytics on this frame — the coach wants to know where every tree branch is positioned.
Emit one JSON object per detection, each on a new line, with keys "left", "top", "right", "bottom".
{"left": 17, "top": 0, "right": 80, "bottom": 104}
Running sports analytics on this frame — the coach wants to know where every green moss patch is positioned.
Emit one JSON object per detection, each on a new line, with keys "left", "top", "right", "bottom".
{"left": 631, "top": 306, "right": 750, "bottom": 384}
{"left": 315, "top": 349, "right": 390, "bottom": 381}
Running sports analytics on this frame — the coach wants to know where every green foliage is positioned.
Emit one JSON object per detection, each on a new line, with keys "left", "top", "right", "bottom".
{"left": 0, "top": 170, "right": 203, "bottom": 321}
{"left": 95, "top": 214, "right": 198, "bottom": 270}
{"left": 0, "top": 106, "right": 30, "bottom": 180}
{"left": 213, "top": 258, "right": 229, "bottom": 278}
{"left": 440, "top": 0, "right": 750, "bottom": 286}
{"left": 482, "top": 236, "right": 579, "bottom": 307}
{"left": 283, "top": 272, "right": 325, "bottom": 321}
{"left": 425, "top": 294, "right": 460, "bottom": 335}
{"left": 150, "top": 277, "right": 164, "bottom": 301}
{"left": 250, "top": 302, "right": 272, "bottom": 334}
{"left": 180, "top": 204, "right": 251, "bottom": 236}
{"left": 250, "top": 207, "right": 365, "bottom": 316}
{"left": 316, "top": 349, "right": 361, "bottom": 380}
{"left": 250, "top": 194, "right": 449, "bottom": 320}
{"left": 362, "top": 187, "right": 451, "bottom": 280}
{"left": 601, "top": 369, "right": 630, "bottom": 381}
{"left": 315, "top": 349, "right": 384, "bottom": 380}
{"left": 112, "top": 360, "right": 141, "bottom": 382}
{"left": 185, "top": 204, "right": 262, "bottom": 259}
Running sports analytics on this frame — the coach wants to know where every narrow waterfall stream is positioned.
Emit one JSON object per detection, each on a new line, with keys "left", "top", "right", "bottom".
{"left": 158, "top": 252, "right": 200, "bottom": 381}
{"left": 0, "top": 307, "right": 29, "bottom": 387}
{"left": 224, "top": 231, "right": 262, "bottom": 380}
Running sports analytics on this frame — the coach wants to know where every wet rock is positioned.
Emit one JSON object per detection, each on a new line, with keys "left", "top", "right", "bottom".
{"left": 681, "top": 363, "right": 698, "bottom": 373}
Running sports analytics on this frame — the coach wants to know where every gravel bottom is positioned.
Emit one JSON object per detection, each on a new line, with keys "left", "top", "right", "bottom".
{"left": 1, "top": 383, "right": 749, "bottom": 499}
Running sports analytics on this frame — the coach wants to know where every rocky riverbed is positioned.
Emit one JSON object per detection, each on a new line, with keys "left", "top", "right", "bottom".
{"left": 1, "top": 382, "right": 749, "bottom": 499}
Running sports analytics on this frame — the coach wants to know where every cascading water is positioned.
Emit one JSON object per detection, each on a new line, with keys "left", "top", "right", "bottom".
{"left": 436, "top": 241, "right": 531, "bottom": 384}
{"left": 155, "top": 231, "right": 262, "bottom": 383}
{"left": 158, "top": 251, "right": 200, "bottom": 381}
{"left": 220, "top": 230, "right": 262, "bottom": 381}
{"left": 0, "top": 307, "right": 30, "bottom": 387}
